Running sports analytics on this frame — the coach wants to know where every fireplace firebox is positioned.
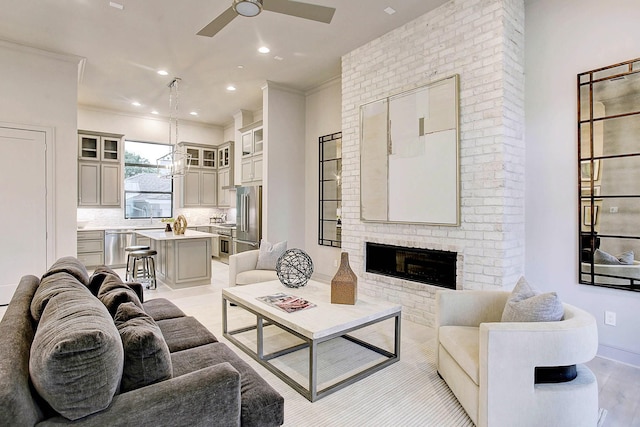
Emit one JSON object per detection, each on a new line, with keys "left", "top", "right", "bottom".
{"left": 365, "top": 242, "right": 457, "bottom": 289}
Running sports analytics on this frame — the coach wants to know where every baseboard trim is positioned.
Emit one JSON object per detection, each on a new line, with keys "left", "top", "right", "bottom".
{"left": 597, "top": 344, "right": 640, "bottom": 367}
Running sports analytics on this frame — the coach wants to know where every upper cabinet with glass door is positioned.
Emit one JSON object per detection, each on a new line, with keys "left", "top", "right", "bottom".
{"left": 578, "top": 57, "right": 640, "bottom": 292}
{"left": 240, "top": 121, "right": 263, "bottom": 157}
{"left": 78, "top": 133, "right": 122, "bottom": 162}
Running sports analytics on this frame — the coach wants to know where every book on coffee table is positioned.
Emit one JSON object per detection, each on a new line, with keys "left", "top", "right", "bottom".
{"left": 257, "top": 292, "right": 316, "bottom": 313}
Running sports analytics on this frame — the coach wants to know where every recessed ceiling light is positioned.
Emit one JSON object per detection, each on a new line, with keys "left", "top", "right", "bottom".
{"left": 190, "top": 111, "right": 198, "bottom": 116}
{"left": 151, "top": 110, "right": 159, "bottom": 115}
{"left": 109, "top": 2, "right": 124, "bottom": 10}
{"left": 157, "top": 70, "right": 169, "bottom": 76}
{"left": 132, "top": 101, "right": 141, "bottom": 107}
{"left": 274, "top": 56, "right": 284, "bottom": 61}
{"left": 237, "top": 65, "right": 244, "bottom": 69}
{"left": 227, "top": 85, "right": 237, "bottom": 91}
{"left": 258, "top": 46, "right": 270, "bottom": 54}
{"left": 384, "top": 6, "right": 396, "bottom": 15}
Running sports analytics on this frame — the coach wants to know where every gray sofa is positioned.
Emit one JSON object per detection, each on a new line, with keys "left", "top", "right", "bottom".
{"left": 0, "top": 257, "right": 284, "bottom": 426}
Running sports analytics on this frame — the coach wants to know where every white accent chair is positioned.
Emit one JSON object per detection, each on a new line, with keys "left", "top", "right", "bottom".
{"left": 436, "top": 290, "right": 599, "bottom": 427}
{"left": 229, "top": 250, "right": 278, "bottom": 286}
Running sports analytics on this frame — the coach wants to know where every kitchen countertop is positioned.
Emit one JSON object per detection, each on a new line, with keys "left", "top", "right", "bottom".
{"left": 78, "top": 223, "right": 235, "bottom": 232}
{"left": 136, "top": 229, "right": 217, "bottom": 241}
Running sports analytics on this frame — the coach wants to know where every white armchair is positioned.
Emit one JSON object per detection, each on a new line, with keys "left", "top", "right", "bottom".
{"left": 228, "top": 250, "right": 278, "bottom": 287}
{"left": 436, "top": 290, "right": 599, "bottom": 427}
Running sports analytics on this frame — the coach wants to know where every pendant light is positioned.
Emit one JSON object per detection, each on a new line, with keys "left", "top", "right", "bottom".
{"left": 157, "top": 77, "right": 191, "bottom": 179}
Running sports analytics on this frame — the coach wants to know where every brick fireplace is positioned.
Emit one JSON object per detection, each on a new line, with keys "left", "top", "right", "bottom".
{"left": 339, "top": 0, "right": 525, "bottom": 327}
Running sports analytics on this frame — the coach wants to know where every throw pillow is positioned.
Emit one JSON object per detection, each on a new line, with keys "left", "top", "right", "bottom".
{"left": 114, "top": 302, "right": 172, "bottom": 392}
{"left": 98, "top": 275, "right": 143, "bottom": 317}
{"left": 501, "top": 276, "right": 564, "bottom": 322}
{"left": 88, "top": 265, "right": 121, "bottom": 296}
{"left": 29, "top": 286, "right": 123, "bottom": 420}
{"left": 31, "top": 272, "right": 90, "bottom": 322}
{"left": 593, "top": 248, "right": 634, "bottom": 265}
{"left": 40, "top": 256, "right": 90, "bottom": 287}
{"left": 256, "top": 240, "right": 288, "bottom": 270}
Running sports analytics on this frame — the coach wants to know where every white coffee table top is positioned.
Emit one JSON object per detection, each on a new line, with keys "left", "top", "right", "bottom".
{"left": 222, "top": 280, "right": 401, "bottom": 340}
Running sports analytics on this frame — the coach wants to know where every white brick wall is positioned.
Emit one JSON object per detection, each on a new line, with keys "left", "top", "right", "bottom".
{"left": 341, "top": 0, "right": 525, "bottom": 327}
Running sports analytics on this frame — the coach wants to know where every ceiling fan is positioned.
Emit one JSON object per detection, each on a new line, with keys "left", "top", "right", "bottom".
{"left": 197, "top": 0, "right": 336, "bottom": 37}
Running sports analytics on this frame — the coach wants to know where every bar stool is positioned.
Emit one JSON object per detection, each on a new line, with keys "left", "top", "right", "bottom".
{"left": 125, "top": 245, "right": 150, "bottom": 281}
{"left": 129, "top": 249, "right": 157, "bottom": 290}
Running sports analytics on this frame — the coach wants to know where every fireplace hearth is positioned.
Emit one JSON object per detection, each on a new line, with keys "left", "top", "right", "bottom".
{"left": 365, "top": 242, "right": 457, "bottom": 289}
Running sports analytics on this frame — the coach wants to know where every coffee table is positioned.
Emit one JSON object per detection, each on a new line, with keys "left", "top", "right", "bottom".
{"left": 222, "top": 280, "right": 401, "bottom": 402}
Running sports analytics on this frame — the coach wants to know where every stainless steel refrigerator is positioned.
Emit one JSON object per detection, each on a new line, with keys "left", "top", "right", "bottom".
{"left": 234, "top": 185, "right": 262, "bottom": 253}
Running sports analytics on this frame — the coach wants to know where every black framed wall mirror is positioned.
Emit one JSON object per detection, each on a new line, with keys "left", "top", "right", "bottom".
{"left": 578, "top": 57, "right": 640, "bottom": 291}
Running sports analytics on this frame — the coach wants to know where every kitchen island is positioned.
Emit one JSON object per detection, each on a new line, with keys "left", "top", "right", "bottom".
{"left": 135, "top": 229, "right": 216, "bottom": 288}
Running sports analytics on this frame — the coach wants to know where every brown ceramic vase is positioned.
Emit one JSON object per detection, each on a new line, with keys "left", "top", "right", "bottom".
{"left": 331, "top": 252, "right": 357, "bottom": 305}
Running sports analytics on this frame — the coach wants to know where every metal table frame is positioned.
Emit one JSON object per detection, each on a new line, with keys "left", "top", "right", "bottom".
{"left": 222, "top": 294, "right": 401, "bottom": 402}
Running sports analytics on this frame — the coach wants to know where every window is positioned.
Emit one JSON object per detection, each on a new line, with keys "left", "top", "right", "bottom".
{"left": 124, "top": 140, "right": 173, "bottom": 219}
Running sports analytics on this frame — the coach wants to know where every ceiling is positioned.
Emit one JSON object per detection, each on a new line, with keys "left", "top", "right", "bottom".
{"left": 0, "top": 0, "right": 448, "bottom": 126}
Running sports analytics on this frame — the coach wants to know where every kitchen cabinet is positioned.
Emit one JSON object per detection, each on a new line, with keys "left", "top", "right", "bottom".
{"left": 217, "top": 141, "right": 234, "bottom": 207}
{"left": 78, "top": 133, "right": 121, "bottom": 162}
{"left": 77, "top": 230, "right": 105, "bottom": 267}
{"left": 77, "top": 131, "right": 122, "bottom": 207}
{"left": 179, "top": 142, "right": 218, "bottom": 208}
{"left": 239, "top": 122, "right": 263, "bottom": 185}
{"left": 78, "top": 161, "right": 121, "bottom": 207}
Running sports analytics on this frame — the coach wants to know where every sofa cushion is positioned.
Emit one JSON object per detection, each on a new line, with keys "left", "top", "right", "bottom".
{"left": 30, "top": 272, "right": 89, "bottom": 322}
{"left": 98, "top": 274, "right": 143, "bottom": 317}
{"left": 41, "top": 256, "right": 90, "bottom": 287}
{"left": 88, "top": 265, "right": 121, "bottom": 296}
{"left": 171, "top": 342, "right": 284, "bottom": 427}
{"left": 438, "top": 326, "right": 480, "bottom": 385}
{"left": 114, "top": 302, "right": 172, "bottom": 392}
{"left": 29, "top": 284, "right": 123, "bottom": 421}
{"left": 143, "top": 298, "right": 187, "bottom": 321}
{"left": 256, "top": 240, "right": 287, "bottom": 270}
{"left": 155, "top": 317, "right": 218, "bottom": 352}
{"left": 593, "top": 248, "right": 634, "bottom": 265}
{"left": 501, "top": 276, "right": 564, "bottom": 322}
{"left": 236, "top": 269, "right": 279, "bottom": 286}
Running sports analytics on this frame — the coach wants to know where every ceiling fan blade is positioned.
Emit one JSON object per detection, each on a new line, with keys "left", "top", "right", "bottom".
{"left": 263, "top": 0, "right": 336, "bottom": 24}
{"left": 197, "top": 6, "right": 238, "bottom": 37}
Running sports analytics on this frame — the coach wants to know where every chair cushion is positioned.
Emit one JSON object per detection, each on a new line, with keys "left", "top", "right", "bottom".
{"left": 594, "top": 248, "right": 634, "bottom": 265}
{"left": 236, "top": 269, "right": 279, "bottom": 285}
{"left": 501, "top": 276, "right": 564, "bottom": 322}
{"left": 29, "top": 284, "right": 123, "bottom": 420}
{"left": 114, "top": 302, "right": 172, "bottom": 392}
{"left": 255, "top": 240, "right": 287, "bottom": 270}
{"left": 438, "top": 326, "right": 479, "bottom": 385}
{"left": 155, "top": 317, "right": 218, "bottom": 352}
{"left": 88, "top": 265, "right": 121, "bottom": 296}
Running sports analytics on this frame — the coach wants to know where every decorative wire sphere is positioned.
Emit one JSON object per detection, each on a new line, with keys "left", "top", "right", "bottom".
{"left": 276, "top": 249, "right": 314, "bottom": 288}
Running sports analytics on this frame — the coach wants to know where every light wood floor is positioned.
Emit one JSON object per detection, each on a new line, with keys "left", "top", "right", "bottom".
{"left": 1, "top": 259, "right": 638, "bottom": 426}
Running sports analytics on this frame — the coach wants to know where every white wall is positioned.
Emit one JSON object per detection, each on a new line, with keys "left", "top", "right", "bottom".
{"left": 304, "top": 78, "right": 343, "bottom": 281}
{"left": 262, "top": 83, "right": 306, "bottom": 249}
{"left": 78, "top": 107, "right": 223, "bottom": 146}
{"left": 525, "top": 0, "right": 640, "bottom": 365}
{"left": 0, "top": 40, "right": 79, "bottom": 266}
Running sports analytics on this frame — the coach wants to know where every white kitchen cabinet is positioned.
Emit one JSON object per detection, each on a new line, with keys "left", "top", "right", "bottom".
{"left": 217, "top": 141, "right": 234, "bottom": 207}
{"left": 78, "top": 133, "right": 121, "bottom": 162}
{"left": 182, "top": 169, "right": 217, "bottom": 207}
{"left": 241, "top": 154, "right": 263, "bottom": 184}
{"left": 78, "top": 131, "right": 123, "bottom": 208}
{"left": 77, "top": 230, "right": 104, "bottom": 268}
{"left": 239, "top": 122, "right": 263, "bottom": 185}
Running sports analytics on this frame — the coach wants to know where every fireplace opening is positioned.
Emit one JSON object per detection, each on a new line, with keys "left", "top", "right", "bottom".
{"left": 365, "top": 242, "right": 457, "bottom": 289}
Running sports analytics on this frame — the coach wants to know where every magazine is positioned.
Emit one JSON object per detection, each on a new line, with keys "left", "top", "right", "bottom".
{"left": 257, "top": 292, "right": 316, "bottom": 313}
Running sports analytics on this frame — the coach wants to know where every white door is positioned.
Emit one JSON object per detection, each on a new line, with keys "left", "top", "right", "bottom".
{"left": 0, "top": 126, "right": 48, "bottom": 290}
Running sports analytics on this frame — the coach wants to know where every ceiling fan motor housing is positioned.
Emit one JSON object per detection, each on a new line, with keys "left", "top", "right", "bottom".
{"left": 233, "top": 0, "right": 263, "bottom": 17}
